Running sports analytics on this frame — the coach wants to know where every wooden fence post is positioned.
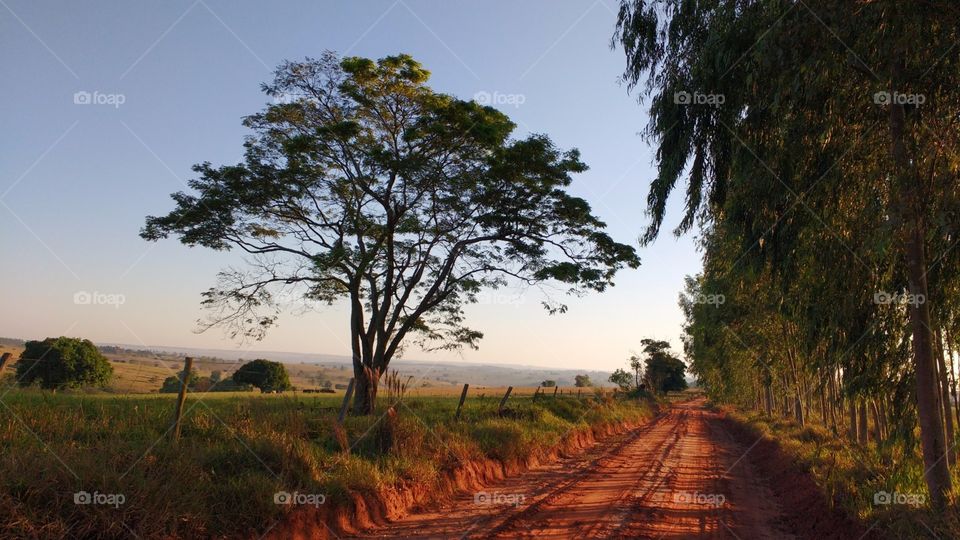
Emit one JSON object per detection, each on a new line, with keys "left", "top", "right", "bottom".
{"left": 338, "top": 378, "right": 356, "bottom": 424}
{"left": 553, "top": 386, "right": 559, "bottom": 398}
{"left": 0, "top": 352, "right": 11, "bottom": 374}
{"left": 171, "top": 357, "right": 194, "bottom": 442}
{"left": 454, "top": 383, "right": 469, "bottom": 420}
{"left": 498, "top": 386, "right": 514, "bottom": 415}
{"left": 577, "top": 389, "right": 581, "bottom": 399}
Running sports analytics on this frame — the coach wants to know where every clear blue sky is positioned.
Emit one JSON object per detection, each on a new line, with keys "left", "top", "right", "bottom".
{"left": 0, "top": 0, "right": 701, "bottom": 371}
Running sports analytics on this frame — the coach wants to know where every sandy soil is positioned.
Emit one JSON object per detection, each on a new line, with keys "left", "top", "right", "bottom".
{"left": 351, "top": 399, "right": 800, "bottom": 539}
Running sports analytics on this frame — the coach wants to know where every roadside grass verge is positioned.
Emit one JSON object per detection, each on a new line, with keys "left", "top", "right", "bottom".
{"left": 0, "top": 388, "right": 654, "bottom": 538}
{"left": 725, "top": 409, "right": 960, "bottom": 539}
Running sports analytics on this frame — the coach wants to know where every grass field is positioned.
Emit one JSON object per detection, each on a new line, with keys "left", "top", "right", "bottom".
{"left": 0, "top": 385, "right": 653, "bottom": 538}
{"left": 725, "top": 408, "right": 960, "bottom": 538}
{"left": 0, "top": 343, "right": 459, "bottom": 395}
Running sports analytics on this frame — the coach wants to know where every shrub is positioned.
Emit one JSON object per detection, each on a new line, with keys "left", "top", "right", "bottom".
{"left": 232, "top": 359, "right": 292, "bottom": 393}
{"left": 15, "top": 337, "right": 113, "bottom": 390}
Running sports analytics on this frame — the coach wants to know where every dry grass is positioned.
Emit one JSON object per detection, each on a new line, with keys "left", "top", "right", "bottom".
{"left": 0, "top": 387, "right": 655, "bottom": 538}
{"left": 1, "top": 344, "right": 458, "bottom": 395}
{"left": 727, "top": 409, "right": 960, "bottom": 538}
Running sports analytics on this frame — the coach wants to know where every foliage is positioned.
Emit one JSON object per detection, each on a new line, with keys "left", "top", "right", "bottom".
{"left": 141, "top": 51, "right": 639, "bottom": 413}
{"left": 608, "top": 368, "right": 632, "bottom": 391}
{"left": 159, "top": 368, "right": 200, "bottom": 393}
{"left": 629, "top": 354, "right": 643, "bottom": 388}
{"left": 640, "top": 338, "right": 686, "bottom": 394}
{"left": 574, "top": 374, "right": 593, "bottom": 387}
{"left": 14, "top": 337, "right": 113, "bottom": 390}
{"left": 615, "top": 0, "right": 960, "bottom": 506}
{"left": 232, "top": 360, "right": 292, "bottom": 393}
{"left": 541, "top": 380, "right": 556, "bottom": 387}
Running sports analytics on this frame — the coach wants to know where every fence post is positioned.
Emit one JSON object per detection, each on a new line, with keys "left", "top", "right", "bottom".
{"left": 454, "top": 383, "right": 469, "bottom": 420}
{"left": 0, "top": 352, "right": 11, "bottom": 374}
{"left": 498, "top": 386, "right": 514, "bottom": 415}
{"left": 338, "top": 378, "right": 356, "bottom": 424}
{"left": 171, "top": 357, "right": 194, "bottom": 442}
{"left": 577, "top": 389, "right": 581, "bottom": 399}
{"left": 553, "top": 386, "right": 559, "bottom": 398}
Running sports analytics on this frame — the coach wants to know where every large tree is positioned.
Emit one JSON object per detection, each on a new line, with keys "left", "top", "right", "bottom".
{"left": 142, "top": 52, "right": 638, "bottom": 414}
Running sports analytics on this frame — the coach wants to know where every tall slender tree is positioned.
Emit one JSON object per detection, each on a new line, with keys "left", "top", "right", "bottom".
{"left": 616, "top": 0, "right": 960, "bottom": 505}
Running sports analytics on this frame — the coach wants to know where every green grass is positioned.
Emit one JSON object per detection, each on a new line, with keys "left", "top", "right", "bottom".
{"left": 0, "top": 388, "right": 654, "bottom": 538}
{"left": 727, "top": 409, "right": 960, "bottom": 538}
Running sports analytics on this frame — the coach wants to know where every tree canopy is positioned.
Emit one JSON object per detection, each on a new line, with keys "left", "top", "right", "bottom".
{"left": 608, "top": 368, "right": 633, "bottom": 391}
{"left": 640, "top": 338, "right": 686, "bottom": 394}
{"left": 232, "top": 359, "right": 292, "bottom": 393}
{"left": 616, "top": 0, "right": 960, "bottom": 506}
{"left": 141, "top": 51, "right": 638, "bottom": 413}
{"left": 15, "top": 337, "right": 113, "bottom": 390}
{"left": 574, "top": 374, "right": 593, "bottom": 387}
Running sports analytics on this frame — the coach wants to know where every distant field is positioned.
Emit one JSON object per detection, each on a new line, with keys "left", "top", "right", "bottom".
{"left": 0, "top": 343, "right": 459, "bottom": 394}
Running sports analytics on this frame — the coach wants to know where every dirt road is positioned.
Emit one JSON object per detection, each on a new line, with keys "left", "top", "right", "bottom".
{"left": 352, "top": 399, "right": 795, "bottom": 539}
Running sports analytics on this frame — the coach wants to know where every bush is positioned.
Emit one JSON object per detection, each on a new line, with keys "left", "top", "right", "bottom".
{"left": 232, "top": 359, "right": 292, "bottom": 393}
{"left": 15, "top": 337, "right": 113, "bottom": 390}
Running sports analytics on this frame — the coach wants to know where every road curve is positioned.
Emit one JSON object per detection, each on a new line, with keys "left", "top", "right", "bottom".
{"left": 352, "top": 399, "right": 793, "bottom": 539}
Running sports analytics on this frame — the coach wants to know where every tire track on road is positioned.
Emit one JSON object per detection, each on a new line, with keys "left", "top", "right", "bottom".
{"left": 352, "top": 399, "right": 795, "bottom": 539}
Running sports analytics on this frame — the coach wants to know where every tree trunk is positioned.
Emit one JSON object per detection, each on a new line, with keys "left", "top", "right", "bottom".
{"left": 351, "top": 364, "right": 377, "bottom": 415}
{"left": 880, "top": 397, "right": 890, "bottom": 442}
{"left": 948, "top": 328, "right": 960, "bottom": 437}
{"left": 890, "top": 53, "right": 952, "bottom": 506}
{"left": 857, "top": 400, "right": 868, "bottom": 445}
{"left": 782, "top": 374, "right": 791, "bottom": 418}
{"left": 936, "top": 327, "right": 955, "bottom": 466}
{"left": 795, "top": 395, "right": 804, "bottom": 427}
{"left": 764, "top": 381, "right": 773, "bottom": 416}
{"left": 753, "top": 378, "right": 761, "bottom": 411}
{"left": 827, "top": 370, "right": 838, "bottom": 434}
{"left": 870, "top": 399, "right": 884, "bottom": 442}
{"left": 848, "top": 397, "right": 858, "bottom": 443}
{"left": 818, "top": 372, "right": 827, "bottom": 424}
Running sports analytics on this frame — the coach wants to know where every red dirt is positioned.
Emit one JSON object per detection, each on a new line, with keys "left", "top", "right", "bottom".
{"left": 267, "top": 415, "right": 647, "bottom": 539}
{"left": 345, "top": 398, "right": 878, "bottom": 539}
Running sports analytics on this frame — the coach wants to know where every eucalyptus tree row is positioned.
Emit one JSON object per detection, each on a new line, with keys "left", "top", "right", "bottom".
{"left": 616, "top": 0, "right": 960, "bottom": 506}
